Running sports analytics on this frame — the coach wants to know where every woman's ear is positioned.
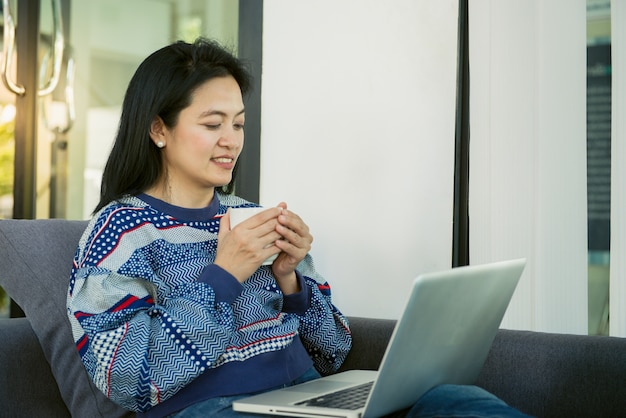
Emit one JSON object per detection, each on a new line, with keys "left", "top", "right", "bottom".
{"left": 149, "top": 116, "right": 167, "bottom": 148}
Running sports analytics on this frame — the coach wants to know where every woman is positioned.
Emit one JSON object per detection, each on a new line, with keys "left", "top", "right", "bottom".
{"left": 67, "top": 38, "right": 530, "bottom": 418}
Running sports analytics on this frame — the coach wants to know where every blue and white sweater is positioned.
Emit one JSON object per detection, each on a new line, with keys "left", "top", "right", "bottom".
{"left": 66, "top": 192, "right": 352, "bottom": 416}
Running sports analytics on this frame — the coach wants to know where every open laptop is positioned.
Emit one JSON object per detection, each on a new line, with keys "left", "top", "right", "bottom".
{"left": 233, "top": 258, "right": 526, "bottom": 418}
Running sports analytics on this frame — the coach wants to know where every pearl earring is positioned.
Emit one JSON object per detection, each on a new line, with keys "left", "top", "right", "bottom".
{"left": 157, "top": 141, "right": 165, "bottom": 148}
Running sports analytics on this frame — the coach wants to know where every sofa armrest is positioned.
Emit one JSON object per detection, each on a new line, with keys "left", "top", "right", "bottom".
{"left": 339, "top": 316, "right": 396, "bottom": 372}
{"left": 475, "top": 329, "right": 626, "bottom": 418}
{"left": 0, "top": 317, "right": 70, "bottom": 417}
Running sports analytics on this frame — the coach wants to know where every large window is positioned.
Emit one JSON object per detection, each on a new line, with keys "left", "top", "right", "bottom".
{"left": 0, "top": 0, "right": 242, "bottom": 317}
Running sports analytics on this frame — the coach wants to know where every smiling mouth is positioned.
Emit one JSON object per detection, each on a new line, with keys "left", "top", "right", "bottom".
{"left": 213, "top": 157, "right": 234, "bottom": 164}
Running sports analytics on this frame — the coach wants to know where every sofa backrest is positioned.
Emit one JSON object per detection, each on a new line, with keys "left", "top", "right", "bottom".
{"left": 0, "top": 219, "right": 132, "bottom": 417}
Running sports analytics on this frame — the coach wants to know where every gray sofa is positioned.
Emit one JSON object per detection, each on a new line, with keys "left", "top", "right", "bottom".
{"left": 1, "top": 219, "right": 625, "bottom": 418}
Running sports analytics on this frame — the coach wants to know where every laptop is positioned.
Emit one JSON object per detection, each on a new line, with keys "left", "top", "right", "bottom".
{"left": 233, "top": 258, "right": 526, "bottom": 418}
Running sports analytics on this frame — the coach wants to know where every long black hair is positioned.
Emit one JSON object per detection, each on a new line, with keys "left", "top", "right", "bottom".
{"left": 94, "top": 38, "right": 252, "bottom": 213}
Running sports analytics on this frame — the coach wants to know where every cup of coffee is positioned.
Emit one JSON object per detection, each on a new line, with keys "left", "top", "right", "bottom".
{"left": 229, "top": 207, "right": 279, "bottom": 265}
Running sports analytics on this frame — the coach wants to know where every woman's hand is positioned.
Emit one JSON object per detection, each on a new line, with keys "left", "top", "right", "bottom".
{"left": 271, "top": 203, "right": 313, "bottom": 294}
{"left": 215, "top": 207, "right": 283, "bottom": 283}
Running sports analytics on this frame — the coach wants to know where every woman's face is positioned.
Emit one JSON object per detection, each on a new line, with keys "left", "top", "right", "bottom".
{"left": 155, "top": 75, "right": 245, "bottom": 203}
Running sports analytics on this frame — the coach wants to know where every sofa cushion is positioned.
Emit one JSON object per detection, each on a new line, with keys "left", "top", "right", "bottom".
{"left": 0, "top": 219, "right": 132, "bottom": 417}
{"left": 0, "top": 318, "right": 70, "bottom": 417}
{"left": 475, "top": 329, "right": 626, "bottom": 417}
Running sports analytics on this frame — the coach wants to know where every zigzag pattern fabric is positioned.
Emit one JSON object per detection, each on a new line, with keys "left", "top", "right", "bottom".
{"left": 66, "top": 193, "right": 352, "bottom": 413}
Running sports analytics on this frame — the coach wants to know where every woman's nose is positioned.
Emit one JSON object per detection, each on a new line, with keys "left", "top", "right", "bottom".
{"left": 219, "top": 126, "right": 242, "bottom": 148}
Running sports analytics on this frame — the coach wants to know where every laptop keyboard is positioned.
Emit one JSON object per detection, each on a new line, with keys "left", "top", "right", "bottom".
{"left": 294, "top": 381, "right": 373, "bottom": 410}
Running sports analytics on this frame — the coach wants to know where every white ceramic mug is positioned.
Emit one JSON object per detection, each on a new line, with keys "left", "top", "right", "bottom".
{"left": 229, "top": 207, "right": 279, "bottom": 265}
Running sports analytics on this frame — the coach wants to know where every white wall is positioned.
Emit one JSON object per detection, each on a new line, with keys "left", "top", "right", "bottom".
{"left": 469, "top": 0, "right": 588, "bottom": 334}
{"left": 260, "top": 0, "right": 459, "bottom": 319}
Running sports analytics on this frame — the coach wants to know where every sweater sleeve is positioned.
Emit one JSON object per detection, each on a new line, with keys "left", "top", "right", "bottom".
{"left": 66, "top": 212, "right": 243, "bottom": 412}
{"left": 290, "top": 255, "right": 353, "bottom": 375}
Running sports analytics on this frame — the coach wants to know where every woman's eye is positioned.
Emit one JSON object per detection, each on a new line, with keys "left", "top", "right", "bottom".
{"left": 234, "top": 123, "right": 245, "bottom": 130}
{"left": 204, "top": 124, "right": 220, "bottom": 130}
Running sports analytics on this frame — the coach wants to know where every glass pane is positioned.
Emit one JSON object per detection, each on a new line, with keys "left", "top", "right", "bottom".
{"left": 0, "top": 1, "right": 17, "bottom": 220}
{"left": 0, "top": 0, "right": 239, "bottom": 317}
{"left": 0, "top": 1, "right": 18, "bottom": 317}
{"left": 0, "top": 103, "right": 15, "bottom": 219}
{"left": 65, "top": 0, "right": 239, "bottom": 220}
{"left": 587, "top": 0, "right": 611, "bottom": 335}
